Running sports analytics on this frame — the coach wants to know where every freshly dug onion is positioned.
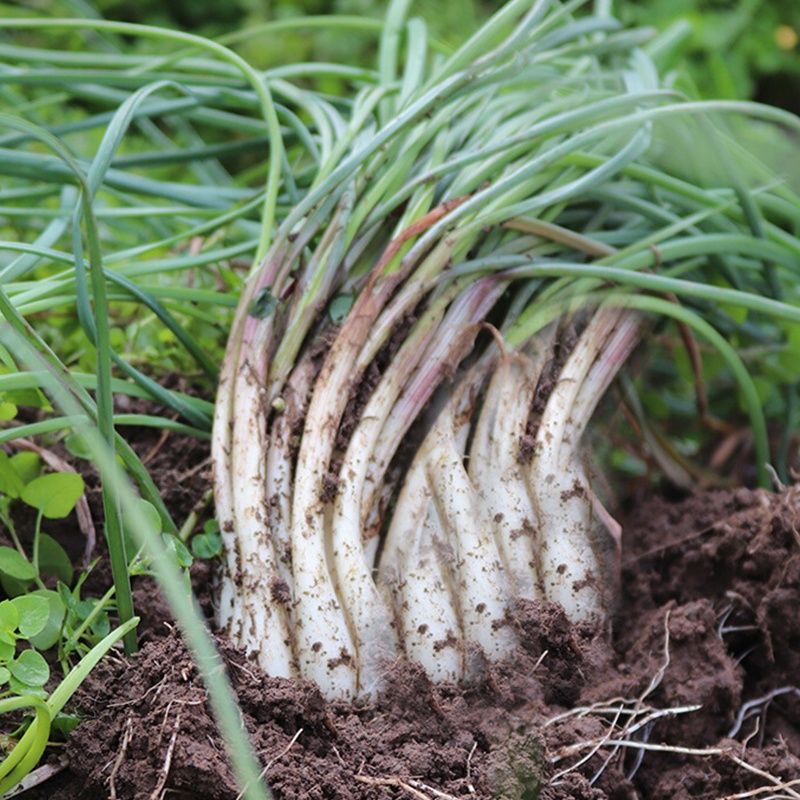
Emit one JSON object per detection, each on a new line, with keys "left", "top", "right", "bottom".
{"left": 213, "top": 0, "right": 796, "bottom": 699}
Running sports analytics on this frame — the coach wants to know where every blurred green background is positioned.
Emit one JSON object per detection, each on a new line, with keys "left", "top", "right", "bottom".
{"left": 21, "top": 0, "right": 798, "bottom": 109}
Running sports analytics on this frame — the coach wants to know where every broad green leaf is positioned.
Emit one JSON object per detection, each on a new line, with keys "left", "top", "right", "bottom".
{"left": 328, "top": 294, "right": 354, "bottom": 323}
{"left": 0, "top": 546, "right": 36, "bottom": 581}
{"left": 123, "top": 498, "right": 162, "bottom": 549}
{"left": 0, "top": 401, "right": 16, "bottom": 421}
{"left": 0, "top": 452, "right": 24, "bottom": 499}
{"left": 0, "top": 639, "right": 13, "bottom": 662}
{"left": 0, "top": 599, "right": 19, "bottom": 633}
{"left": 138, "top": 498, "right": 162, "bottom": 535}
{"left": 0, "top": 666, "right": 9, "bottom": 686}
{"left": 64, "top": 433, "right": 92, "bottom": 461}
{"left": 9, "top": 649, "right": 49, "bottom": 687}
{"left": 52, "top": 713, "right": 80, "bottom": 738}
{"left": 163, "top": 533, "right": 193, "bottom": 569}
{"left": 203, "top": 519, "right": 219, "bottom": 535}
{"left": 8, "top": 676, "right": 47, "bottom": 699}
{"left": 90, "top": 610, "right": 110, "bottom": 640}
{"left": 73, "top": 599, "right": 95, "bottom": 622}
{"left": 5, "top": 387, "right": 43, "bottom": 409}
{"left": 28, "top": 590, "right": 66, "bottom": 651}
{"left": 12, "top": 594, "right": 50, "bottom": 639}
{"left": 57, "top": 581, "right": 75, "bottom": 612}
{"left": 0, "top": 572, "right": 33, "bottom": 599}
{"left": 191, "top": 530, "right": 222, "bottom": 560}
{"left": 38, "top": 534, "right": 73, "bottom": 585}
{"left": 10, "top": 452, "right": 41, "bottom": 486}
{"left": 21, "top": 472, "right": 84, "bottom": 519}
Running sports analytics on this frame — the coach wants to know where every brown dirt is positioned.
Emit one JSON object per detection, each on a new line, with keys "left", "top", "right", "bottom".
{"left": 16, "top": 447, "right": 800, "bottom": 799}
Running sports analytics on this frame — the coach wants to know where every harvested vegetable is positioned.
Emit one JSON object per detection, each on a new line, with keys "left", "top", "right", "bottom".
{"left": 213, "top": 0, "right": 800, "bottom": 699}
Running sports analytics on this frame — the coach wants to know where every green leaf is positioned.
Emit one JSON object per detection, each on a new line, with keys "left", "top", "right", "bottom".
{"left": 10, "top": 452, "right": 41, "bottom": 486}
{"left": 203, "top": 518, "right": 219, "bottom": 535}
{"left": 73, "top": 599, "right": 95, "bottom": 623}
{"left": 0, "top": 639, "right": 13, "bottom": 662}
{"left": 124, "top": 497, "right": 162, "bottom": 545}
{"left": 51, "top": 712, "right": 80, "bottom": 738}
{"left": 0, "top": 666, "right": 10, "bottom": 686}
{"left": 5, "top": 386, "right": 44, "bottom": 410}
{"left": 28, "top": 590, "right": 66, "bottom": 651}
{"left": 0, "top": 452, "right": 24, "bottom": 499}
{"left": 191, "top": 530, "right": 222, "bottom": 560}
{"left": 0, "top": 599, "right": 20, "bottom": 633}
{"left": 0, "top": 400, "right": 16, "bottom": 421}
{"left": 64, "top": 433, "right": 92, "bottom": 461}
{"left": 0, "top": 572, "right": 33, "bottom": 598}
{"left": 21, "top": 472, "right": 84, "bottom": 519}
{"left": 9, "top": 649, "right": 49, "bottom": 687}
{"left": 57, "top": 580, "right": 77, "bottom": 612}
{"left": 12, "top": 594, "right": 50, "bottom": 639}
{"left": 163, "top": 533, "right": 193, "bottom": 569}
{"left": 328, "top": 293, "right": 354, "bottom": 323}
{"left": 249, "top": 286, "right": 278, "bottom": 319}
{"left": 90, "top": 611, "right": 110, "bottom": 640}
{"left": 0, "top": 546, "right": 36, "bottom": 581}
{"left": 38, "top": 534, "right": 73, "bottom": 585}
{"left": 8, "top": 676, "right": 47, "bottom": 698}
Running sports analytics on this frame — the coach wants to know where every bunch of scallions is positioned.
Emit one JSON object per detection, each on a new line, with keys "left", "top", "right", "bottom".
{"left": 213, "top": 0, "right": 800, "bottom": 700}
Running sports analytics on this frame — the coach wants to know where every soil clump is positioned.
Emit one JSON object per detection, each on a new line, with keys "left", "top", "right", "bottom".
{"left": 17, "top": 439, "right": 800, "bottom": 798}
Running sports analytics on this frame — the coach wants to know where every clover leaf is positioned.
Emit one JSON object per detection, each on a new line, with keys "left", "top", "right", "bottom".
{"left": 9, "top": 649, "right": 49, "bottom": 687}
{"left": 0, "top": 547, "right": 36, "bottom": 582}
{"left": 11, "top": 595, "right": 50, "bottom": 639}
{"left": 21, "top": 472, "right": 84, "bottom": 519}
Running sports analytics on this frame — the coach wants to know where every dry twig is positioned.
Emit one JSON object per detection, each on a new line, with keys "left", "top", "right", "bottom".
{"left": 235, "top": 728, "right": 304, "bottom": 800}
{"left": 354, "top": 774, "right": 461, "bottom": 800}
{"left": 107, "top": 711, "right": 134, "bottom": 799}
{"left": 149, "top": 710, "right": 182, "bottom": 800}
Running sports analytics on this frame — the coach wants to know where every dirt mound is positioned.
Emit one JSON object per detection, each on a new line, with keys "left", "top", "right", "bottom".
{"left": 21, "top": 485, "right": 800, "bottom": 799}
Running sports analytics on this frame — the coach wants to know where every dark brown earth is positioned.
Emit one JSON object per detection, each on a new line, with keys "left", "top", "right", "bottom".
{"left": 15, "top": 430, "right": 800, "bottom": 799}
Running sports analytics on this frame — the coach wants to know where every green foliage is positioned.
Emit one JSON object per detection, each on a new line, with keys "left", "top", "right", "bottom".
{"left": 619, "top": 0, "right": 800, "bottom": 104}
{"left": 73, "top": 0, "right": 800, "bottom": 108}
{"left": 0, "top": 1, "right": 795, "bottom": 797}
{"left": 0, "top": 451, "right": 138, "bottom": 793}
{"left": 0, "top": 594, "right": 52, "bottom": 717}
{"left": 0, "top": 616, "right": 138, "bottom": 796}
{"left": 38, "top": 535, "right": 74, "bottom": 586}
{"left": 0, "top": 549, "right": 36, "bottom": 584}
{"left": 28, "top": 590, "right": 67, "bottom": 651}
{"left": 21, "top": 473, "right": 84, "bottom": 520}
{"left": 58, "top": 579, "right": 113, "bottom": 662}
{"left": 191, "top": 519, "right": 223, "bottom": 560}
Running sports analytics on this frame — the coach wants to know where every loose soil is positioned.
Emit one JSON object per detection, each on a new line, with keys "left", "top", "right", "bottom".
{"left": 15, "top": 429, "right": 800, "bottom": 800}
